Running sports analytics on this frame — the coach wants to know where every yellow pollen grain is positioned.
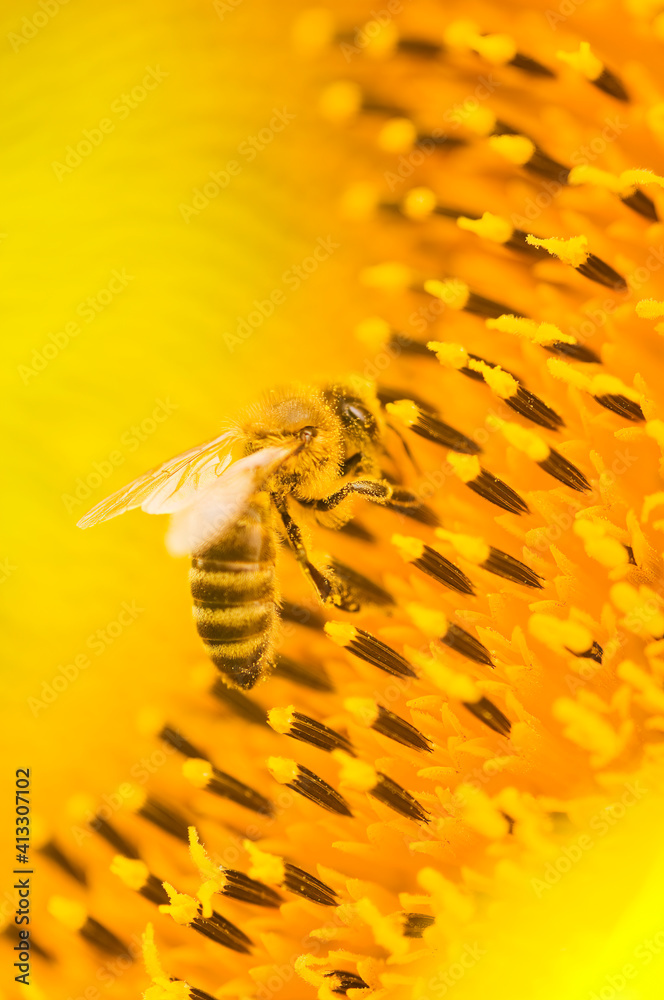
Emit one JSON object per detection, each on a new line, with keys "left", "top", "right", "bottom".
{"left": 340, "top": 182, "right": 379, "bottom": 221}
{"left": 406, "top": 602, "right": 448, "bottom": 637}
{"left": 489, "top": 134, "right": 536, "bottom": 165}
{"left": 360, "top": 261, "right": 414, "bottom": 291}
{"left": 333, "top": 750, "right": 377, "bottom": 792}
{"left": 646, "top": 419, "right": 664, "bottom": 447}
{"left": 291, "top": 8, "right": 335, "bottom": 57}
{"left": 324, "top": 620, "right": 357, "bottom": 647}
{"left": 392, "top": 533, "right": 425, "bottom": 561}
{"left": 110, "top": 855, "right": 149, "bottom": 891}
{"left": 423, "top": 277, "right": 469, "bottom": 309}
{"left": 47, "top": 896, "right": 87, "bottom": 931}
{"left": 591, "top": 373, "right": 640, "bottom": 402}
{"left": 435, "top": 528, "right": 490, "bottom": 564}
{"left": 568, "top": 164, "right": 623, "bottom": 192}
{"left": 487, "top": 314, "right": 574, "bottom": 346}
{"left": 457, "top": 212, "right": 513, "bottom": 244}
{"left": 462, "top": 104, "right": 497, "bottom": 136}
{"left": 428, "top": 340, "right": 468, "bottom": 369}
{"left": 385, "top": 399, "right": 419, "bottom": 427}
{"left": 188, "top": 827, "right": 218, "bottom": 882}
{"left": 574, "top": 520, "right": 629, "bottom": 568}
{"left": 525, "top": 234, "right": 589, "bottom": 268}
{"left": 528, "top": 612, "right": 593, "bottom": 654}
{"left": 268, "top": 705, "right": 296, "bottom": 734}
{"left": 417, "top": 868, "right": 475, "bottom": 922}
{"left": 442, "top": 19, "right": 480, "bottom": 49}
{"left": 642, "top": 492, "right": 664, "bottom": 523}
{"left": 547, "top": 358, "right": 592, "bottom": 391}
{"left": 408, "top": 648, "right": 480, "bottom": 702}
{"left": 552, "top": 698, "right": 625, "bottom": 768}
{"left": 159, "top": 883, "right": 198, "bottom": 926}
{"left": 636, "top": 299, "right": 664, "bottom": 318}
{"left": 355, "top": 316, "right": 391, "bottom": 351}
{"left": 378, "top": 117, "right": 417, "bottom": 153}
{"left": 268, "top": 756, "right": 299, "bottom": 784}
{"left": 448, "top": 451, "right": 482, "bottom": 483}
{"left": 617, "top": 660, "right": 664, "bottom": 712}
{"left": 364, "top": 21, "right": 398, "bottom": 59}
{"left": 471, "top": 32, "right": 517, "bottom": 65}
{"left": 318, "top": 80, "right": 362, "bottom": 122}
{"left": 611, "top": 582, "right": 664, "bottom": 635}
{"left": 182, "top": 757, "right": 214, "bottom": 789}
{"left": 344, "top": 697, "right": 379, "bottom": 727}
{"left": 243, "top": 841, "right": 285, "bottom": 884}
{"left": 124, "top": 783, "right": 147, "bottom": 812}
{"left": 454, "top": 784, "right": 511, "bottom": 839}
{"left": 468, "top": 358, "right": 518, "bottom": 398}
{"left": 487, "top": 416, "right": 550, "bottom": 462}
{"left": 402, "top": 186, "right": 437, "bottom": 220}
{"left": 557, "top": 42, "right": 604, "bottom": 81}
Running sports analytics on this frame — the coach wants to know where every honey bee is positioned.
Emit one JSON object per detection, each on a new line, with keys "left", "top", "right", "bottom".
{"left": 78, "top": 380, "right": 416, "bottom": 690}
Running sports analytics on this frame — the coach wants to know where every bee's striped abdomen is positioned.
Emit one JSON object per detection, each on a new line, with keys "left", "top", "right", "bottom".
{"left": 190, "top": 502, "right": 277, "bottom": 690}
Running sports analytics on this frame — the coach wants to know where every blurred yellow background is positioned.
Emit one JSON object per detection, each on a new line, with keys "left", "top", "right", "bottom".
{"left": 0, "top": 0, "right": 366, "bottom": 803}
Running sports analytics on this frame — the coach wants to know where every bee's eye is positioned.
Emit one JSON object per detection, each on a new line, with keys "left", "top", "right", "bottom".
{"left": 298, "top": 425, "right": 317, "bottom": 443}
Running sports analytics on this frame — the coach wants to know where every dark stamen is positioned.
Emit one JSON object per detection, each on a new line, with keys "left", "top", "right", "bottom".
{"left": 544, "top": 341, "right": 600, "bottom": 363}
{"left": 279, "top": 599, "right": 326, "bottom": 630}
{"left": 289, "top": 711, "right": 356, "bottom": 755}
{"left": 325, "top": 970, "right": 370, "bottom": 995}
{"left": 482, "top": 547, "right": 543, "bottom": 588}
{"left": 210, "top": 680, "right": 268, "bottom": 725}
{"left": 621, "top": 188, "right": 658, "bottom": 220}
{"left": 206, "top": 768, "right": 274, "bottom": 817}
{"left": 539, "top": 449, "right": 591, "bottom": 491}
{"left": 413, "top": 546, "right": 475, "bottom": 595}
{"left": 329, "top": 558, "right": 394, "bottom": 608}
{"left": 467, "top": 469, "right": 530, "bottom": 514}
{"left": 508, "top": 52, "right": 556, "bottom": 77}
{"left": 40, "top": 840, "right": 87, "bottom": 885}
{"left": 138, "top": 798, "right": 191, "bottom": 843}
{"left": 222, "top": 870, "right": 282, "bottom": 908}
{"left": 465, "top": 291, "right": 524, "bottom": 319}
{"left": 442, "top": 624, "right": 494, "bottom": 666}
{"left": 373, "top": 704, "right": 433, "bottom": 752}
{"left": 402, "top": 912, "right": 436, "bottom": 937}
{"left": 283, "top": 863, "right": 338, "bottom": 905}
{"left": 348, "top": 630, "right": 417, "bottom": 678}
{"left": 81, "top": 917, "right": 132, "bottom": 959}
{"left": 409, "top": 411, "right": 481, "bottom": 454}
{"left": 273, "top": 655, "right": 334, "bottom": 692}
{"left": 288, "top": 764, "right": 353, "bottom": 817}
{"left": 371, "top": 773, "right": 429, "bottom": 822}
{"left": 506, "top": 385, "right": 564, "bottom": 431}
{"left": 593, "top": 67, "right": 629, "bottom": 101}
{"left": 594, "top": 394, "right": 645, "bottom": 421}
{"left": 191, "top": 910, "right": 252, "bottom": 953}
{"left": 91, "top": 816, "right": 139, "bottom": 860}
{"left": 525, "top": 148, "right": 570, "bottom": 184}
{"left": 159, "top": 726, "right": 206, "bottom": 758}
{"left": 570, "top": 641, "right": 603, "bottom": 664}
{"left": 463, "top": 697, "right": 512, "bottom": 736}
{"left": 139, "top": 874, "right": 171, "bottom": 906}
{"left": 576, "top": 253, "right": 627, "bottom": 291}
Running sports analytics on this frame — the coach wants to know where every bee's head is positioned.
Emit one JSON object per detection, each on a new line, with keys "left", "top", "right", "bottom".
{"left": 241, "top": 386, "right": 344, "bottom": 496}
{"left": 323, "top": 379, "right": 383, "bottom": 452}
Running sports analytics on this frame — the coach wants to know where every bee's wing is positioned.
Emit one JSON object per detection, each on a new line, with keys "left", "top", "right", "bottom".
{"left": 165, "top": 444, "right": 294, "bottom": 557}
{"left": 76, "top": 430, "right": 237, "bottom": 529}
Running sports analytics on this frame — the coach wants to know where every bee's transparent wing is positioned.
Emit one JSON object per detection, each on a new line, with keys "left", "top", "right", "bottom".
{"left": 76, "top": 430, "right": 237, "bottom": 528}
{"left": 165, "top": 444, "right": 294, "bottom": 557}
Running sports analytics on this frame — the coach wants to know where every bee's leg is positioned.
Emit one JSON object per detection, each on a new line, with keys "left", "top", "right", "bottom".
{"left": 274, "top": 497, "right": 359, "bottom": 611}
{"left": 313, "top": 479, "right": 396, "bottom": 511}
{"left": 273, "top": 497, "right": 333, "bottom": 603}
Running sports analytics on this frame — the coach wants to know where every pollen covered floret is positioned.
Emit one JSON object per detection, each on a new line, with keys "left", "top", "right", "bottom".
{"left": 24, "top": 2, "right": 664, "bottom": 999}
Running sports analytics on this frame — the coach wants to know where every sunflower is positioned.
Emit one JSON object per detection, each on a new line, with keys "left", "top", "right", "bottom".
{"left": 5, "top": 1, "right": 664, "bottom": 999}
